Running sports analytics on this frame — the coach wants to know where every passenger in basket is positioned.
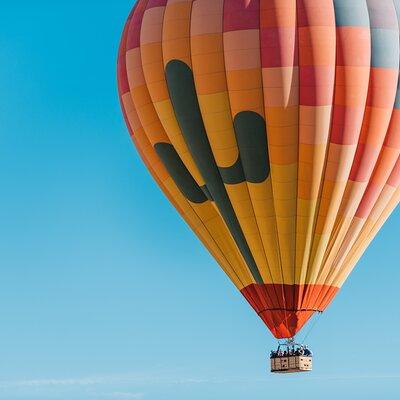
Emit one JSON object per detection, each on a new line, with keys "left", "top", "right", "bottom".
{"left": 304, "top": 347, "right": 313, "bottom": 357}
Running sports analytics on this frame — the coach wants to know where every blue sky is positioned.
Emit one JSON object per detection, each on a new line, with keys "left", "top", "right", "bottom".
{"left": 1, "top": 1, "right": 400, "bottom": 399}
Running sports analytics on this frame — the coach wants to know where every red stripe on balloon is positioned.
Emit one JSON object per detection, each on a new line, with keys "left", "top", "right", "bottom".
{"left": 126, "top": 0, "right": 148, "bottom": 50}
{"left": 223, "top": 0, "right": 260, "bottom": 32}
{"left": 241, "top": 283, "right": 339, "bottom": 338}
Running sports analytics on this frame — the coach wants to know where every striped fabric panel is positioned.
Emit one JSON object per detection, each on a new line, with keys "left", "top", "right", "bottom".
{"left": 141, "top": 0, "right": 205, "bottom": 187}
{"left": 222, "top": 0, "right": 283, "bottom": 289}
{"left": 260, "top": 0, "right": 299, "bottom": 287}
{"left": 302, "top": 0, "right": 372, "bottom": 308}
{"left": 294, "top": 0, "right": 336, "bottom": 307}
{"left": 190, "top": 0, "right": 274, "bottom": 284}
{"left": 161, "top": 0, "right": 257, "bottom": 285}
{"left": 317, "top": 0, "right": 399, "bottom": 286}
{"left": 118, "top": 0, "right": 400, "bottom": 338}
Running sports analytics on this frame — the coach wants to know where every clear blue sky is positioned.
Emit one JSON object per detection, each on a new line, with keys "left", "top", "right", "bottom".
{"left": 1, "top": 1, "right": 400, "bottom": 399}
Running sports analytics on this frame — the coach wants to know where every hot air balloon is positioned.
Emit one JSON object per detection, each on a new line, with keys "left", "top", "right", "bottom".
{"left": 117, "top": 0, "right": 400, "bottom": 371}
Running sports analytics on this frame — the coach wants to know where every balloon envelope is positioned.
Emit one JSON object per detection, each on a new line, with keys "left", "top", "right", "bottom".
{"left": 118, "top": 0, "right": 400, "bottom": 338}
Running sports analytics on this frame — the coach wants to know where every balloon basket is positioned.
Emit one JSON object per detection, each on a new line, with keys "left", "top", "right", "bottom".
{"left": 269, "top": 338, "right": 313, "bottom": 374}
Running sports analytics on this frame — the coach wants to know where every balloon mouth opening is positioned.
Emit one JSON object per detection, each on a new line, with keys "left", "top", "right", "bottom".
{"left": 260, "top": 310, "right": 315, "bottom": 339}
{"left": 241, "top": 284, "right": 339, "bottom": 338}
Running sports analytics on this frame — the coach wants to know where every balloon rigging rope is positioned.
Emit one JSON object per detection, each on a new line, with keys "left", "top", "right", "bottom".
{"left": 300, "top": 311, "right": 322, "bottom": 345}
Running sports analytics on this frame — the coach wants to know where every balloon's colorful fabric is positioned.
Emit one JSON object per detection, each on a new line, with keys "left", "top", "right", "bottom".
{"left": 117, "top": 0, "right": 400, "bottom": 338}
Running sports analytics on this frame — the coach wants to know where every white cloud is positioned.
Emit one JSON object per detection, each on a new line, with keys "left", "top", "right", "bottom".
{"left": 94, "top": 391, "right": 144, "bottom": 399}
{"left": 2, "top": 370, "right": 398, "bottom": 393}
{"left": 0, "top": 372, "right": 219, "bottom": 390}
{"left": 0, "top": 376, "right": 114, "bottom": 388}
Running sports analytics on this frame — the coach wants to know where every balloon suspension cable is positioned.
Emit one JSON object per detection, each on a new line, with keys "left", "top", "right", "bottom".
{"left": 277, "top": 337, "right": 299, "bottom": 347}
{"left": 300, "top": 311, "right": 322, "bottom": 345}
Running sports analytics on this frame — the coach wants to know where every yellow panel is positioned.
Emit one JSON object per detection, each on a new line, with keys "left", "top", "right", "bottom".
{"left": 124, "top": 89, "right": 255, "bottom": 289}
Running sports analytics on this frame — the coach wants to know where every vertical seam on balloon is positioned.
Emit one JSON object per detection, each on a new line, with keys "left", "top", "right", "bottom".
{"left": 302, "top": 1, "right": 350, "bottom": 306}
{"left": 318, "top": 3, "right": 375, "bottom": 280}
{"left": 220, "top": 0, "right": 275, "bottom": 286}
{"left": 298, "top": 46, "right": 333, "bottom": 285}
{"left": 315, "top": 9, "right": 374, "bottom": 287}
{"left": 315, "top": 2, "right": 384, "bottom": 303}
{"left": 257, "top": 0, "right": 290, "bottom": 329}
{"left": 222, "top": 0, "right": 281, "bottom": 290}
{"left": 292, "top": 0, "right": 300, "bottom": 317}
{"left": 299, "top": 3, "right": 338, "bottom": 311}
{"left": 136, "top": 1, "right": 245, "bottom": 286}
{"left": 212, "top": 2, "right": 262, "bottom": 287}
{"left": 183, "top": 0, "right": 256, "bottom": 286}
{"left": 311, "top": 2, "right": 372, "bottom": 296}
{"left": 184, "top": 0, "right": 264, "bottom": 284}
{"left": 155, "top": 0, "right": 206, "bottom": 189}
{"left": 255, "top": 0, "right": 289, "bottom": 315}
{"left": 259, "top": 0, "right": 292, "bottom": 319}
{"left": 158, "top": 0, "right": 246, "bottom": 288}
{"left": 180, "top": 2, "right": 258, "bottom": 282}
